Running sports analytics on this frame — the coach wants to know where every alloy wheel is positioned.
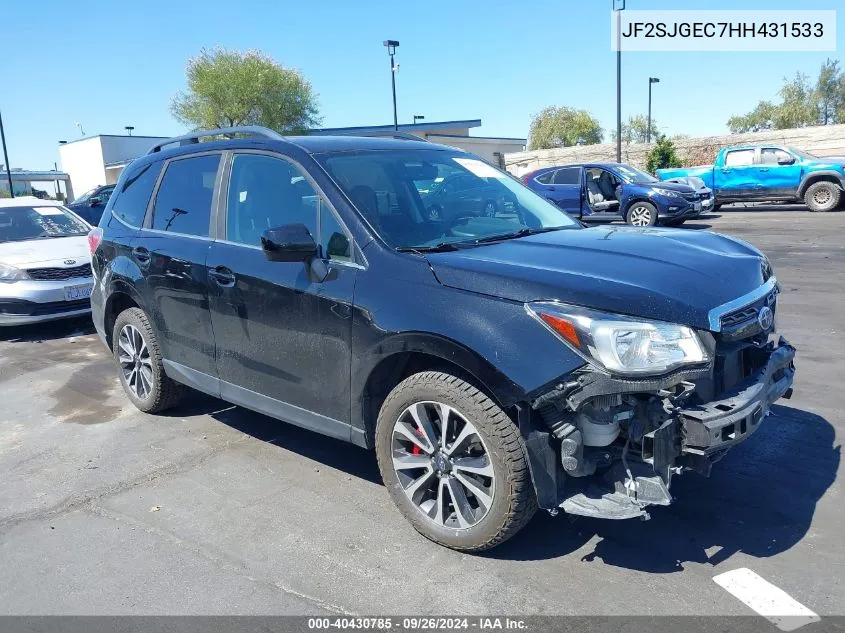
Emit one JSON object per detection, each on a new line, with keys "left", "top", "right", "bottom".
{"left": 391, "top": 401, "right": 495, "bottom": 530}
{"left": 813, "top": 188, "right": 832, "bottom": 207}
{"left": 117, "top": 324, "right": 154, "bottom": 400}
{"left": 629, "top": 205, "right": 653, "bottom": 226}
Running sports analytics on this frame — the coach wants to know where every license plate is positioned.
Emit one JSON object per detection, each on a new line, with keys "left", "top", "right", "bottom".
{"left": 694, "top": 202, "right": 702, "bottom": 211}
{"left": 64, "top": 283, "right": 93, "bottom": 301}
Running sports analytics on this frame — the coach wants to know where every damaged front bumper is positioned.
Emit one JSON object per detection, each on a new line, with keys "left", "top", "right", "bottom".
{"left": 540, "top": 337, "right": 796, "bottom": 520}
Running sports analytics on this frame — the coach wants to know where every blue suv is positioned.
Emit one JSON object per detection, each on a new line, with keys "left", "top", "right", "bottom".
{"left": 523, "top": 162, "right": 702, "bottom": 226}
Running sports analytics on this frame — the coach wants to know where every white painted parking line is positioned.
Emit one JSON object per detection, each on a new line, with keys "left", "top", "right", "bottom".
{"left": 713, "top": 568, "right": 820, "bottom": 631}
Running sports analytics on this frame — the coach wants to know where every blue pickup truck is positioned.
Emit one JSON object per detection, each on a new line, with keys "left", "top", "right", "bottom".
{"left": 657, "top": 145, "right": 845, "bottom": 212}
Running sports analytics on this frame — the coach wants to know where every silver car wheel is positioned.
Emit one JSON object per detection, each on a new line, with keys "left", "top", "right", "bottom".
{"left": 629, "top": 205, "right": 653, "bottom": 226}
{"left": 391, "top": 401, "right": 495, "bottom": 530}
{"left": 813, "top": 188, "right": 832, "bottom": 206}
{"left": 117, "top": 324, "right": 154, "bottom": 400}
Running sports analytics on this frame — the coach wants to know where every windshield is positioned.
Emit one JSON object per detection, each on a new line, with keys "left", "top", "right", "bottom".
{"left": 72, "top": 187, "right": 99, "bottom": 204}
{"left": 317, "top": 150, "right": 579, "bottom": 249}
{"left": 788, "top": 147, "right": 817, "bottom": 160}
{"left": 0, "top": 205, "right": 90, "bottom": 243}
{"left": 614, "top": 164, "right": 658, "bottom": 184}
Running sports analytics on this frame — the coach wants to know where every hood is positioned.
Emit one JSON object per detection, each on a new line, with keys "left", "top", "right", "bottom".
{"left": 0, "top": 236, "right": 91, "bottom": 268}
{"left": 641, "top": 181, "right": 696, "bottom": 194}
{"left": 664, "top": 176, "right": 710, "bottom": 193}
{"left": 426, "top": 227, "right": 769, "bottom": 330}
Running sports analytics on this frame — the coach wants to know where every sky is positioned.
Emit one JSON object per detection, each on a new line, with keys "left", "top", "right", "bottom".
{"left": 1, "top": 0, "right": 842, "bottom": 178}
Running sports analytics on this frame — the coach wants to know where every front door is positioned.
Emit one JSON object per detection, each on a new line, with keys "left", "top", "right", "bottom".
{"left": 207, "top": 152, "right": 357, "bottom": 438}
{"left": 132, "top": 152, "right": 221, "bottom": 377}
{"left": 714, "top": 148, "right": 758, "bottom": 200}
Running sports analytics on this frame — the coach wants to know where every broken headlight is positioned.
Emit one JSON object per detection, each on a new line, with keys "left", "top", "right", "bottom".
{"left": 527, "top": 302, "right": 709, "bottom": 376}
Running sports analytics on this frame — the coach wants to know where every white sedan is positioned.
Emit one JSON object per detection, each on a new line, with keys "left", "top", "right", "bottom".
{"left": 0, "top": 197, "right": 94, "bottom": 326}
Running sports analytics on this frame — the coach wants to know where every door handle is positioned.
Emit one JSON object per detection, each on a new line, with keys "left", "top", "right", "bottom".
{"left": 759, "top": 167, "right": 769, "bottom": 172}
{"left": 209, "top": 266, "right": 236, "bottom": 287}
{"left": 720, "top": 168, "right": 731, "bottom": 173}
{"left": 132, "top": 246, "right": 151, "bottom": 263}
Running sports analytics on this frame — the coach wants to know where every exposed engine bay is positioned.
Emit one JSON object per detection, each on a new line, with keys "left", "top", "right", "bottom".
{"left": 525, "top": 332, "right": 796, "bottom": 521}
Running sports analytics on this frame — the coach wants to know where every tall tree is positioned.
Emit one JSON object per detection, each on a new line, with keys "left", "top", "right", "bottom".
{"left": 727, "top": 60, "right": 845, "bottom": 132}
{"left": 170, "top": 48, "right": 321, "bottom": 133}
{"left": 528, "top": 106, "right": 603, "bottom": 150}
{"left": 816, "top": 58, "right": 844, "bottom": 125}
{"left": 611, "top": 114, "right": 660, "bottom": 144}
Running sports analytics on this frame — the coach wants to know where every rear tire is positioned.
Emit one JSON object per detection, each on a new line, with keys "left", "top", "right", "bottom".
{"left": 375, "top": 371, "right": 537, "bottom": 552}
{"left": 112, "top": 307, "right": 184, "bottom": 413}
{"left": 804, "top": 181, "right": 841, "bottom": 212}
{"left": 626, "top": 202, "right": 658, "bottom": 227}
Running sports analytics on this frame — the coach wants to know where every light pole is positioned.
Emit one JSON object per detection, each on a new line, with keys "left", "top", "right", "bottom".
{"left": 0, "top": 110, "right": 13, "bottom": 198}
{"left": 413, "top": 115, "right": 425, "bottom": 125}
{"left": 613, "top": 0, "right": 625, "bottom": 162}
{"left": 647, "top": 77, "right": 660, "bottom": 143}
{"left": 383, "top": 40, "right": 400, "bottom": 131}
{"left": 125, "top": 126, "right": 135, "bottom": 136}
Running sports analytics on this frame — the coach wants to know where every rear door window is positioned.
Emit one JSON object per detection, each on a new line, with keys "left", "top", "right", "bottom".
{"left": 151, "top": 154, "right": 220, "bottom": 237}
{"left": 110, "top": 163, "right": 161, "bottom": 227}
{"left": 553, "top": 167, "right": 579, "bottom": 184}
{"left": 535, "top": 171, "right": 554, "bottom": 184}
{"left": 724, "top": 149, "right": 755, "bottom": 167}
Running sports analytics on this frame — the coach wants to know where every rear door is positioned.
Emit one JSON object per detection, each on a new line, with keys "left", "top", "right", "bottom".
{"left": 755, "top": 147, "right": 802, "bottom": 198}
{"left": 132, "top": 152, "right": 222, "bottom": 377}
{"left": 546, "top": 167, "right": 582, "bottom": 215}
{"left": 206, "top": 151, "right": 357, "bottom": 437}
{"left": 714, "top": 148, "right": 757, "bottom": 200}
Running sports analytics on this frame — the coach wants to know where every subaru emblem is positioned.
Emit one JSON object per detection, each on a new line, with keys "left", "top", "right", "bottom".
{"left": 757, "top": 306, "right": 774, "bottom": 332}
{"left": 64, "top": 259, "right": 77, "bottom": 266}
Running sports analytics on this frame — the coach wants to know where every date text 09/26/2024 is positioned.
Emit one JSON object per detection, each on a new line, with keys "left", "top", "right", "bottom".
{"left": 308, "top": 618, "right": 527, "bottom": 630}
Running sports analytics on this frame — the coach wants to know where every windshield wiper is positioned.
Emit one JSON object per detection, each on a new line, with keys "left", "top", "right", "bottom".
{"left": 472, "top": 226, "right": 568, "bottom": 244}
{"left": 396, "top": 242, "right": 462, "bottom": 253}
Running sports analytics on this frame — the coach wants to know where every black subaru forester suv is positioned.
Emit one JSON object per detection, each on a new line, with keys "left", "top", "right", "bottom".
{"left": 88, "top": 126, "right": 796, "bottom": 552}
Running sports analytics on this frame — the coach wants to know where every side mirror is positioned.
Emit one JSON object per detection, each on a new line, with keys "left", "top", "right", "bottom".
{"left": 777, "top": 156, "right": 796, "bottom": 165}
{"left": 260, "top": 224, "right": 318, "bottom": 262}
{"left": 88, "top": 196, "right": 102, "bottom": 206}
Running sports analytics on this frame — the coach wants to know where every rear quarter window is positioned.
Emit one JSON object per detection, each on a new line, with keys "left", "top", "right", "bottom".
{"left": 109, "top": 162, "right": 161, "bottom": 227}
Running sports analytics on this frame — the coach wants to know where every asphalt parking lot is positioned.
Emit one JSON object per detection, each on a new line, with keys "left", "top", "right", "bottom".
{"left": 1, "top": 208, "right": 843, "bottom": 619}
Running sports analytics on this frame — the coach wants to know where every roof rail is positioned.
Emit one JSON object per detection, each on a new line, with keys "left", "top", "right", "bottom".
{"left": 147, "top": 126, "right": 285, "bottom": 154}
{"left": 334, "top": 130, "right": 428, "bottom": 142}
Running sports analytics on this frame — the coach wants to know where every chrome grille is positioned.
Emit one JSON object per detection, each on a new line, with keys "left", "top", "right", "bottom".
{"left": 719, "top": 289, "right": 777, "bottom": 329}
{"left": 26, "top": 263, "right": 92, "bottom": 281}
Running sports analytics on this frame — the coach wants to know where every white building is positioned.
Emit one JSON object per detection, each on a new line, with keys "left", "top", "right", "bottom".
{"left": 58, "top": 120, "right": 525, "bottom": 201}
{"left": 58, "top": 135, "right": 168, "bottom": 199}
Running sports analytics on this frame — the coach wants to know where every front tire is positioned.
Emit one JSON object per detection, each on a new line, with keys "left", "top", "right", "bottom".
{"left": 626, "top": 201, "right": 658, "bottom": 226}
{"left": 804, "top": 181, "right": 841, "bottom": 212}
{"left": 113, "top": 307, "right": 184, "bottom": 413}
{"left": 375, "top": 371, "right": 537, "bottom": 552}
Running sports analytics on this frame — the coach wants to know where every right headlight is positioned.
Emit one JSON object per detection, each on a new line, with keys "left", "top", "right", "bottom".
{"left": 652, "top": 187, "right": 683, "bottom": 198}
{"left": 0, "top": 263, "right": 29, "bottom": 283}
{"left": 526, "top": 302, "right": 709, "bottom": 376}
